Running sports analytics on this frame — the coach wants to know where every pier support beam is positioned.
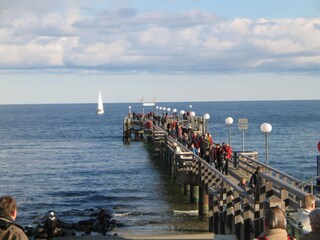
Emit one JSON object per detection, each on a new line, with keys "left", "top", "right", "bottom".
{"left": 184, "top": 184, "right": 188, "bottom": 195}
{"left": 193, "top": 185, "right": 199, "bottom": 204}
{"left": 198, "top": 186, "right": 209, "bottom": 216}
{"left": 213, "top": 193, "right": 220, "bottom": 233}
{"left": 189, "top": 184, "right": 195, "bottom": 203}
{"left": 208, "top": 193, "right": 214, "bottom": 232}
{"left": 226, "top": 185, "right": 234, "bottom": 234}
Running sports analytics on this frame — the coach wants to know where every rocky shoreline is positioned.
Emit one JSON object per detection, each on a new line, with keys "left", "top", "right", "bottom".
{"left": 25, "top": 209, "right": 122, "bottom": 239}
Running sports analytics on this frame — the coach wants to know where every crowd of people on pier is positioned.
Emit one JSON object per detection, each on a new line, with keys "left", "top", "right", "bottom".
{"left": 130, "top": 110, "right": 234, "bottom": 175}
{"left": 150, "top": 111, "right": 233, "bottom": 175}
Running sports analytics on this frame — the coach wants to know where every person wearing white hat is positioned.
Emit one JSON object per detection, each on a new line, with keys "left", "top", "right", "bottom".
{"left": 44, "top": 211, "right": 58, "bottom": 240}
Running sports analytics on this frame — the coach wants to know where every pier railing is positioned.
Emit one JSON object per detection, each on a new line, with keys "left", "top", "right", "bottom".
{"left": 233, "top": 153, "right": 305, "bottom": 190}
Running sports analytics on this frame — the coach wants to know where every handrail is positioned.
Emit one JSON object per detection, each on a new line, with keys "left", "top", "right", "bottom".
{"left": 296, "top": 175, "right": 320, "bottom": 187}
{"left": 260, "top": 172, "right": 320, "bottom": 205}
{"left": 237, "top": 153, "right": 303, "bottom": 187}
{"left": 296, "top": 175, "right": 320, "bottom": 195}
{"left": 197, "top": 155, "right": 255, "bottom": 203}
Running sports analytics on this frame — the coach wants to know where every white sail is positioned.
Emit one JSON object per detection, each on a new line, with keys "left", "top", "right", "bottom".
{"left": 96, "top": 90, "right": 104, "bottom": 115}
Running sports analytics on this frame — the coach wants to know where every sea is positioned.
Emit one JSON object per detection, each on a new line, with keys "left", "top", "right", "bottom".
{"left": 0, "top": 100, "right": 319, "bottom": 235}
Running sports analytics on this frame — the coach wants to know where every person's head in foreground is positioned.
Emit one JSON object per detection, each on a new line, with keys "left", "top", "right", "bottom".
{"left": 264, "top": 206, "right": 286, "bottom": 230}
{"left": 0, "top": 195, "right": 18, "bottom": 221}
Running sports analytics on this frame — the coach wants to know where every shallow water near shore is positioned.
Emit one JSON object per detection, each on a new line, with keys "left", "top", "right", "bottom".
{"left": 0, "top": 100, "right": 319, "bottom": 234}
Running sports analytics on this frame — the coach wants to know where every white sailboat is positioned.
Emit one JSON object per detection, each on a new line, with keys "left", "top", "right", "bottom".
{"left": 96, "top": 90, "right": 104, "bottom": 115}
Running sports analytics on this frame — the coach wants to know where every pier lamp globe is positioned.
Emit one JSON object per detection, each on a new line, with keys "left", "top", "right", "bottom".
{"left": 172, "top": 108, "right": 177, "bottom": 119}
{"left": 189, "top": 105, "right": 192, "bottom": 112}
{"left": 189, "top": 111, "right": 196, "bottom": 130}
{"left": 225, "top": 117, "right": 233, "bottom": 125}
{"left": 203, "top": 113, "right": 210, "bottom": 120}
{"left": 128, "top": 106, "right": 131, "bottom": 115}
{"left": 180, "top": 110, "right": 185, "bottom": 120}
{"left": 260, "top": 123, "right": 272, "bottom": 171}
{"left": 163, "top": 107, "right": 166, "bottom": 114}
{"left": 225, "top": 117, "right": 233, "bottom": 146}
{"left": 167, "top": 108, "right": 171, "bottom": 112}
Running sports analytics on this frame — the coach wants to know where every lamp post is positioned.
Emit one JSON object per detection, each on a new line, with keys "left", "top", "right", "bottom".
{"left": 128, "top": 106, "right": 131, "bottom": 115}
{"left": 172, "top": 108, "right": 177, "bottom": 120}
{"left": 180, "top": 110, "right": 185, "bottom": 120}
{"left": 189, "top": 105, "right": 192, "bottom": 112}
{"left": 238, "top": 118, "right": 248, "bottom": 153}
{"left": 260, "top": 123, "right": 272, "bottom": 171}
{"left": 156, "top": 106, "right": 159, "bottom": 116}
{"left": 190, "top": 111, "right": 195, "bottom": 129}
{"left": 203, "top": 113, "right": 210, "bottom": 134}
{"left": 225, "top": 117, "right": 233, "bottom": 146}
{"left": 167, "top": 108, "right": 171, "bottom": 118}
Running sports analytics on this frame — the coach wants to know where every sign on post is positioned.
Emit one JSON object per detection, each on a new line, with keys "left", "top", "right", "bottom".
{"left": 238, "top": 118, "right": 248, "bottom": 130}
{"left": 238, "top": 118, "right": 248, "bottom": 153}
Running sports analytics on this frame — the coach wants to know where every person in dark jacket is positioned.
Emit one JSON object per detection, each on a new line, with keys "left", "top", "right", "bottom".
{"left": 250, "top": 166, "right": 263, "bottom": 187}
{"left": 98, "top": 208, "right": 110, "bottom": 236}
{"left": 0, "top": 195, "right": 28, "bottom": 240}
{"left": 199, "top": 135, "right": 208, "bottom": 159}
{"left": 44, "top": 211, "right": 59, "bottom": 240}
{"left": 215, "top": 144, "right": 224, "bottom": 172}
{"left": 203, "top": 150, "right": 211, "bottom": 164}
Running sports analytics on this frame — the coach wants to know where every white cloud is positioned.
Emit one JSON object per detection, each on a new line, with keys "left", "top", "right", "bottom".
{"left": 0, "top": 1, "right": 320, "bottom": 74}
{"left": 0, "top": 43, "right": 64, "bottom": 67}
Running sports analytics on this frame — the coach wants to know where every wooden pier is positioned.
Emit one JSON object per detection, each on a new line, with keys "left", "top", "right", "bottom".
{"left": 123, "top": 113, "right": 320, "bottom": 240}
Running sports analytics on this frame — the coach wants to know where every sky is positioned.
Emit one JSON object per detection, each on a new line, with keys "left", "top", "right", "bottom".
{"left": 0, "top": 0, "right": 319, "bottom": 104}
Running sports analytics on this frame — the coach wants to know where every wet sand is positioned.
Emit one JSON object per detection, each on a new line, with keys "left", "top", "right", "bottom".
{"left": 55, "top": 232, "right": 237, "bottom": 240}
